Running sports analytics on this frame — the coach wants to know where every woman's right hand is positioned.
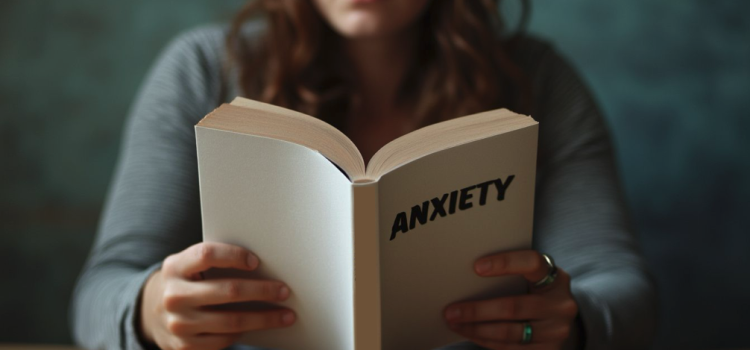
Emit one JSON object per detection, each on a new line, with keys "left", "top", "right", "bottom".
{"left": 138, "top": 242, "right": 296, "bottom": 350}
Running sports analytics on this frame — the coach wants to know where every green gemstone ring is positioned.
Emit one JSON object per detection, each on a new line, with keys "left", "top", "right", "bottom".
{"left": 521, "top": 322, "right": 533, "bottom": 344}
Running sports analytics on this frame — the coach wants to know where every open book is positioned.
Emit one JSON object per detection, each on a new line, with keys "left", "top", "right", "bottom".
{"left": 196, "top": 97, "right": 538, "bottom": 350}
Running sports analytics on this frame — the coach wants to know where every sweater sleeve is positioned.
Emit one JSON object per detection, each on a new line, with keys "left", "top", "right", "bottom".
{"left": 70, "top": 27, "right": 226, "bottom": 350}
{"left": 530, "top": 47, "right": 657, "bottom": 349}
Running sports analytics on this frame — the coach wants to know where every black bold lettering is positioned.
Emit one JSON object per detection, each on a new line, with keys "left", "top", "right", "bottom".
{"left": 429, "top": 193, "right": 448, "bottom": 221}
{"left": 409, "top": 201, "right": 430, "bottom": 230}
{"left": 459, "top": 185, "right": 476, "bottom": 210}
{"left": 390, "top": 212, "right": 408, "bottom": 240}
{"left": 476, "top": 180, "right": 494, "bottom": 206}
{"left": 493, "top": 175, "right": 515, "bottom": 201}
{"left": 449, "top": 190, "right": 458, "bottom": 214}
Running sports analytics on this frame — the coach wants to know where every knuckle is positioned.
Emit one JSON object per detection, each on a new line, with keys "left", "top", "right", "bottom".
{"left": 494, "top": 323, "right": 512, "bottom": 341}
{"left": 162, "top": 297, "right": 180, "bottom": 313}
{"left": 265, "top": 312, "right": 280, "bottom": 328}
{"left": 560, "top": 324, "right": 573, "bottom": 339}
{"left": 259, "top": 282, "right": 274, "bottom": 299}
{"left": 234, "top": 247, "right": 250, "bottom": 265}
{"left": 224, "top": 313, "right": 245, "bottom": 332}
{"left": 560, "top": 299, "right": 579, "bottom": 317}
{"left": 197, "top": 244, "right": 215, "bottom": 264}
{"left": 162, "top": 285, "right": 184, "bottom": 312}
{"left": 529, "top": 251, "right": 543, "bottom": 272}
{"left": 503, "top": 324, "right": 515, "bottom": 341}
{"left": 503, "top": 298, "right": 520, "bottom": 319}
{"left": 495, "top": 254, "right": 509, "bottom": 271}
{"left": 165, "top": 315, "right": 188, "bottom": 336}
{"left": 463, "top": 304, "right": 476, "bottom": 321}
{"left": 162, "top": 255, "right": 179, "bottom": 275}
{"left": 224, "top": 280, "right": 243, "bottom": 300}
{"left": 268, "top": 311, "right": 285, "bottom": 327}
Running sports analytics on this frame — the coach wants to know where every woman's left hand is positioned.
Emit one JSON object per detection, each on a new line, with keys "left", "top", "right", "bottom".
{"left": 444, "top": 250, "right": 580, "bottom": 349}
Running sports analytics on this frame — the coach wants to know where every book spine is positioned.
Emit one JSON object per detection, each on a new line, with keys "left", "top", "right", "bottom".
{"left": 352, "top": 181, "right": 381, "bottom": 350}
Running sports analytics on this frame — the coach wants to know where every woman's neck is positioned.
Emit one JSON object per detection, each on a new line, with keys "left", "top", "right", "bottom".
{"left": 343, "top": 29, "right": 419, "bottom": 116}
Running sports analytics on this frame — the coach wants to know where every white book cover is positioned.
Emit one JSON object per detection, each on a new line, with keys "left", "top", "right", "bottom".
{"left": 195, "top": 101, "right": 538, "bottom": 350}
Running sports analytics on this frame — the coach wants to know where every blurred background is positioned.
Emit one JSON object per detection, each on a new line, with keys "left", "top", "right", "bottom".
{"left": 1, "top": 0, "right": 748, "bottom": 349}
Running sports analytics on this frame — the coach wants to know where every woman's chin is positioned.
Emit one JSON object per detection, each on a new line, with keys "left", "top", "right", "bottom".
{"left": 333, "top": 15, "right": 400, "bottom": 39}
{"left": 314, "top": 0, "right": 430, "bottom": 40}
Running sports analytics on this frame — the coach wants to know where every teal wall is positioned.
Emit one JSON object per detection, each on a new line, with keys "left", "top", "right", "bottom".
{"left": 528, "top": 2, "right": 750, "bottom": 349}
{"left": 1, "top": 1, "right": 748, "bottom": 349}
{"left": 0, "top": 0, "right": 246, "bottom": 343}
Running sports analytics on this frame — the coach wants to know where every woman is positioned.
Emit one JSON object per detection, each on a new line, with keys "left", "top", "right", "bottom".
{"left": 71, "top": 1, "right": 656, "bottom": 349}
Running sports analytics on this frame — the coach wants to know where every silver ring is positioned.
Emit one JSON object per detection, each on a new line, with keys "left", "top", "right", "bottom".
{"left": 533, "top": 253, "right": 557, "bottom": 288}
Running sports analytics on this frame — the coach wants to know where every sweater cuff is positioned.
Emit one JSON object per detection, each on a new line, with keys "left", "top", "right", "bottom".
{"left": 570, "top": 280, "right": 612, "bottom": 350}
{"left": 122, "top": 262, "right": 163, "bottom": 350}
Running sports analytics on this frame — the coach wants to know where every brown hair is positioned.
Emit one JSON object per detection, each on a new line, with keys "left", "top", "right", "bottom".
{"left": 226, "top": 0, "right": 531, "bottom": 130}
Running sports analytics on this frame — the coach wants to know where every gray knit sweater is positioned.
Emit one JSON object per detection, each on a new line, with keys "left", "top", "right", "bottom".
{"left": 71, "top": 24, "right": 656, "bottom": 350}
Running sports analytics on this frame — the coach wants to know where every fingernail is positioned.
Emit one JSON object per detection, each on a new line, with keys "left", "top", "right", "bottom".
{"left": 278, "top": 286, "right": 290, "bottom": 300}
{"left": 247, "top": 254, "right": 259, "bottom": 269}
{"left": 282, "top": 311, "right": 295, "bottom": 325}
{"left": 445, "top": 307, "right": 461, "bottom": 321}
{"left": 476, "top": 260, "right": 492, "bottom": 274}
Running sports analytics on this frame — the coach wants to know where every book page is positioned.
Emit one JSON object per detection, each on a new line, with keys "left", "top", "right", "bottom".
{"left": 199, "top": 99, "right": 366, "bottom": 180}
{"left": 375, "top": 125, "right": 538, "bottom": 349}
{"left": 196, "top": 127, "right": 354, "bottom": 350}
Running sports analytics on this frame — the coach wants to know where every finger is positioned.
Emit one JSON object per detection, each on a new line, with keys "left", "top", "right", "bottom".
{"left": 448, "top": 319, "right": 572, "bottom": 344}
{"left": 530, "top": 269, "right": 571, "bottom": 295}
{"left": 164, "top": 242, "right": 260, "bottom": 278}
{"left": 163, "top": 278, "right": 291, "bottom": 310}
{"left": 444, "top": 294, "right": 552, "bottom": 323}
{"left": 166, "top": 333, "right": 241, "bottom": 350}
{"left": 167, "top": 309, "right": 296, "bottom": 335}
{"left": 474, "top": 250, "right": 549, "bottom": 283}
